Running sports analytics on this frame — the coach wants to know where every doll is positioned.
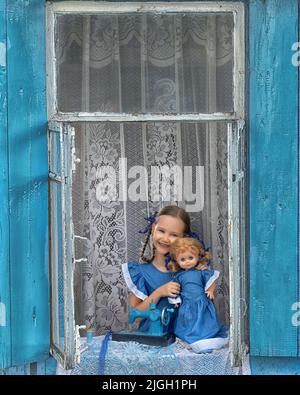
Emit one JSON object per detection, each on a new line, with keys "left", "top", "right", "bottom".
{"left": 167, "top": 237, "right": 228, "bottom": 353}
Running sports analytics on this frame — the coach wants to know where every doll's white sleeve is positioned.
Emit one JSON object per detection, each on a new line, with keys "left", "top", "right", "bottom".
{"left": 167, "top": 276, "right": 181, "bottom": 304}
{"left": 168, "top": 296, "right": 182, "bottom": 304}
{"left": 204, "top": 270, "right": 220, "bottom": 291}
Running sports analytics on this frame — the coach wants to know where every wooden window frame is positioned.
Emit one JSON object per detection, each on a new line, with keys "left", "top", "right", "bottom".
{"left": 46, "top": 1, "right": 245, "bottom": 122}
{"left": 46, "top": 0, "right": 247, "bottom": 369}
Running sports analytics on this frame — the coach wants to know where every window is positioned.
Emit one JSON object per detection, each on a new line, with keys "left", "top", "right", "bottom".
{"left": 47, "top": 1, "right": 246, "bottom": 369}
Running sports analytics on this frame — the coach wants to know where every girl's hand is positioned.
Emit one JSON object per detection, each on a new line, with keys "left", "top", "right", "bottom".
{"left": 198, "top": 264, "right": 209, "bottom": 271}
{"left": 205, "top": 289, "right": 215, "bottom": 300}
{"left": 205, "top": 282, "right": 216, "bottom": 300}
{"left": 158, "top": 281, "right": 180, "bottom": 298}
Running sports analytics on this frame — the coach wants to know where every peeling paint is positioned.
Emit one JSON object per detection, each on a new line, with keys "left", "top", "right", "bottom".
{"left": 0, "top": 303, "right": 6, "bottom": 327}
{"left": 32, "top": 306, "right": 37, "bottom": 327}
{"left": 0, "top": 42, "right": 6, "bottom": 67}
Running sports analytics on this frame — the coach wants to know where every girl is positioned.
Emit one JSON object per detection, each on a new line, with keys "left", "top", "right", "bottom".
{"left": 167, "top": 237, "right": 229, "bottom": 353}
{"left": 122, "top": 205, "right": 201, "bottom": 333}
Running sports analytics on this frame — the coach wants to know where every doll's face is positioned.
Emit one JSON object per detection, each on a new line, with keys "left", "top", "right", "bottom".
{"left": 176, "top": 249, "right": 199, "bottom": 270}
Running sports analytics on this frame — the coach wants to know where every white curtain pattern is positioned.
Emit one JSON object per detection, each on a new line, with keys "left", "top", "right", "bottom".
{"left": 72, "top": 122, "right": 229, "bottom": 334}
{"left": 56, "top": 13, "right": 233, "bottom": 113}
{"left": 55, "top": 13, "right": 233, "bottom": 334}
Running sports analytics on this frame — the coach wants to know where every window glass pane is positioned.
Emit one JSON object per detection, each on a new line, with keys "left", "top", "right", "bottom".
{"left": 71, "top": 121, "right": 229, "bottom": 332}
{"left": 55, "top": 13, "right": 234, "bottom": 114}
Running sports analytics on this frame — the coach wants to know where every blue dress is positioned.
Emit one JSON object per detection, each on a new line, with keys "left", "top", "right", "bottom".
{"left": 122, "top": 261, "right": 177, "bottom": 333}
{"left": 170, "top": 268, "right": 229, "bottom": 352}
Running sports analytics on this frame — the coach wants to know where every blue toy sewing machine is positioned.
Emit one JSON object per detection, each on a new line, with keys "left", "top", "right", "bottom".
{"left": 112, "top": 301, "right": 176, "bottom": 346}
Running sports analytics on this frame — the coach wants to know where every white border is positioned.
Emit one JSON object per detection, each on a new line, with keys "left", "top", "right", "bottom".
{"left": 46, "top": 1, "right": 245, "bottom": 120}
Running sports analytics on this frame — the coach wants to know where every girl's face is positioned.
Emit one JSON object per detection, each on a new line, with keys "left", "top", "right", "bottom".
{"left": 176, "top": 249, "right": 199, "bottom": 270}
{"left": 152, "top": 215, "right": 186, "bottom": 256}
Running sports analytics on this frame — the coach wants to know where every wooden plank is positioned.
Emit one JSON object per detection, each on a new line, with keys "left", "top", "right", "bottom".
{"left": 36, "top": 361, "right": 46, "bottom": 375}
{"left": 0, "top": 0, "right": 11, "bottom": 370}
{"left": 7, "top": 0, "right": 50, "bottom": 365}
{"left": 249, "top": 0, "right": 298, "bottom": 356}
{"left": 228, "top": 120, "right": 247, "bottom": 365}
{"left": 50, "top": 112, "right": 237, "bottom": 122}
{"left": 45, "top": 357, "right": 57, "bottom": 376}
{"left": 0, "top": 358, "right": 57, "bottom": 375}
{"left": 0, "top": 364, "right": 30, "bottom": 375}
{"left": 51, "top": 1, "right": 246, "bottom": 14}
{"left": 250, "top": 356, "right": 300, "bottom": 375}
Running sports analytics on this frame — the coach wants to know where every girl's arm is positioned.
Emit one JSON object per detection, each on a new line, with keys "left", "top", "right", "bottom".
{"left": 205, "top": 281, "right": 217, "bottom": 300}
{"left": 129, "top": 281, "right": 180, "bottom": 311}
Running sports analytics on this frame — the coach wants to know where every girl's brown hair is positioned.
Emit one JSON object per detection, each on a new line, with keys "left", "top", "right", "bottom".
{"left": 139, "top": 205, "right": 191, "bottom": 263}
{"left": 167, "top": 237, "right": 212, "bottom": 272}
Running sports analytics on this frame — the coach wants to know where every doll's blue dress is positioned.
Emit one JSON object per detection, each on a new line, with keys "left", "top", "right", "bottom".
{"left": 122, "top": 261, "right": 177, "bottom": 332}
{"left": 169, "top": 268, "right": 229, "bottom": 353}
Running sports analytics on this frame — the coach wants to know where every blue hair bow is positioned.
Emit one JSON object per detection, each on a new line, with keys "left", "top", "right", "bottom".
{"left": 164, "top": 255, "right": 171, "bottom": 271}
{"left": 186, "top": 230, "right": 201, "bottom": 241}
{"left": 138, "top": 212, "right": 157, "bottom": 234}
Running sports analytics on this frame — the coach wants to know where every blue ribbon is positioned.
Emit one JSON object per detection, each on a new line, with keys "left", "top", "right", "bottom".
{"left": 138, "top": 212, "right": 157, "bottom": 234}
{"left": 164, "top": 255, "right": 172, "bottom": 271}
{"left": 98, "top": 330, "right": 112, "bottom": 375}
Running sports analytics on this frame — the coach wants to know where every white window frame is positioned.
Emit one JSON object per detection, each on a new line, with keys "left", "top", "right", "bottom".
{"left": 46, "top": 1, "right": 245, "bottom": 122}
{"left": 46, "top": 0, "right": 247, "bottom": 368}
{"left": 48, "top": 121, "right": 77, "bottom": 369}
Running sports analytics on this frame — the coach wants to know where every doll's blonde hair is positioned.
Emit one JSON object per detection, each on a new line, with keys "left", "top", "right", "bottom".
{"left": 168, "top": 237, "right": 212, "bottom": 272}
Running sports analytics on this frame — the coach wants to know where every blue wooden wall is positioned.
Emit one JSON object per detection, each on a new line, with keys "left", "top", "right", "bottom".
{"left": 0, "top": 0, "right": 49, "bottom": 369}
{"left": 0, "top": 0, "right": 11, "bottom": 369}
{"left": 249, "top": 0, "right": 299, "bottom": 356}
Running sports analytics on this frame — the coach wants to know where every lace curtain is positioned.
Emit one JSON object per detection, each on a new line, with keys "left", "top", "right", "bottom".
{"left": 56, "top": 13, "right": 233, "bottom": 113}
{"left": 55, "top": 13, "right": 233, "bottom": 334}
